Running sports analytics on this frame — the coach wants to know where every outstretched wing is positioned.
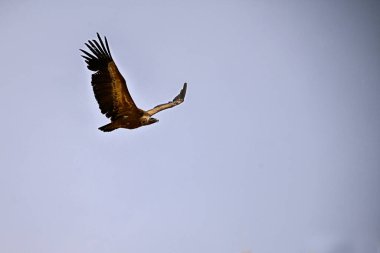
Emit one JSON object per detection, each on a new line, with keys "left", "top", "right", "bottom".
{"left": 80, "top": 33, "right": 141, "bottom": 120}
{"left": 146, "top": 83, "right": 187, "bottom": 116}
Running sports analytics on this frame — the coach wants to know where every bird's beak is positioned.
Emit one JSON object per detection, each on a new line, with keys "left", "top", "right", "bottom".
{"left": 150, "top": 118, "right": 159, "bottom": 123}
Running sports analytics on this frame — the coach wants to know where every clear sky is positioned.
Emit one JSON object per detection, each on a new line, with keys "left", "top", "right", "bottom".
{"left": 0, "top": 1, "right": 379, "bottom": 253}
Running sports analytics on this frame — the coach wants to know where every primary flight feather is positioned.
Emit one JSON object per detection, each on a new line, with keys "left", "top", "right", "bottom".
{"left": 80, "top": 33, "right": 187, "bottom": 132}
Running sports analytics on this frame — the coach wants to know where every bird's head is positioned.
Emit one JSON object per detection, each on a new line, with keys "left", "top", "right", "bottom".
{"left": 146, "top": 117, "right": 159, "bottom": 125}
{"left": 140, "top": 114, "right": 159, "bottom": 126}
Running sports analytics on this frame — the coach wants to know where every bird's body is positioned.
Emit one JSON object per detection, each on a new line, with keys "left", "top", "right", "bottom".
{"left": 80, "top": 33, "right": 187, "bottom": 132}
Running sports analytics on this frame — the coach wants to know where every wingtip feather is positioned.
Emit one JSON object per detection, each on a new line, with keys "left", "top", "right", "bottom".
{"left": 181, "top": 82, "right": 187, "bottom": 98}
{"left": 172, "top": 82, "right": 187, "bottom": 102}
{"left": 104, "top": 36, "right": 112, "bottom": 58}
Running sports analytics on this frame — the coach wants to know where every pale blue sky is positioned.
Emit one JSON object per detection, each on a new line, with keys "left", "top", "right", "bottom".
{"left": 0, "top": 1, "right": 379, "bottom": 253}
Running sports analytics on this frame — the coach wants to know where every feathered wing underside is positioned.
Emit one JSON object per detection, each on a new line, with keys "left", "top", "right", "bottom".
{"left": 146, "top": 83, "right": 187, "bottom": 116}
{"left": 80, "top": 33, "right": 141, "bottom": 120}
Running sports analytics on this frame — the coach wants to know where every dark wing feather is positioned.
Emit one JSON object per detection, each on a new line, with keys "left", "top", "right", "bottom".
{"left": 146, "top": 83, "right": 187, "bottom": 116}
{"left": 80, "top": 33, "right": 141, "bottom": 120}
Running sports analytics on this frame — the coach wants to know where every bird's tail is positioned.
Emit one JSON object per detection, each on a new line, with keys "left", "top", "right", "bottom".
{"left": 98, "top": 122, "right": 118, "bottom": 132}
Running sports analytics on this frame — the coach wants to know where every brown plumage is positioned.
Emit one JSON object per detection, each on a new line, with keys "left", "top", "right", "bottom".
{"left": 80, "top": 33, "right": 187, "bottom": 132}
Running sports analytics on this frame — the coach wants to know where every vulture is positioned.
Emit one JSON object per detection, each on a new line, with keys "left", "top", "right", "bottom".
{"left": 80, "top": 33, "right": 187, "bottom": 132}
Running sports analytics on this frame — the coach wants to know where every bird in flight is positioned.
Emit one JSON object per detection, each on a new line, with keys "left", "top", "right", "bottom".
{"left": 80, "top": 33, "right": 187, "bottom": 132}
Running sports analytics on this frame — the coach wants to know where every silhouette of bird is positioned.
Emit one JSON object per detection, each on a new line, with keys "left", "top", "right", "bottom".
{"left": 80, "top": 33, "right": 187, "bottom": 132}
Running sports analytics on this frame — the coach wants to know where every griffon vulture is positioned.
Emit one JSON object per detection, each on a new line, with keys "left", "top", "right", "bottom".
{"left": 80, "top": 33, "right": 187, "bottom": 132}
